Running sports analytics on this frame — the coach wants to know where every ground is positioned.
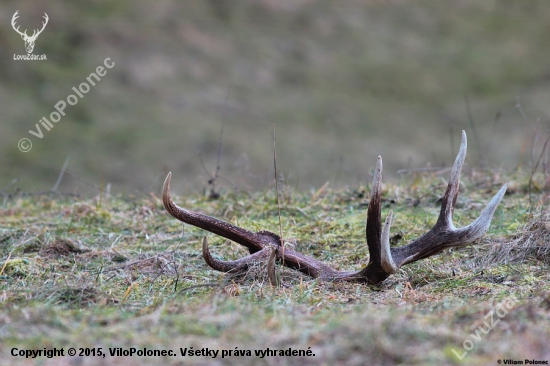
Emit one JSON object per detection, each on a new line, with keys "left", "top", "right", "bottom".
{"left": 0, "top": 169, "right": 549, "bottom": 365}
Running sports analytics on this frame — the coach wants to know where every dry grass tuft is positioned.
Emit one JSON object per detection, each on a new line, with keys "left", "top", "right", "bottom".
{"left": 479, "top": 206, "right": 550, "bottom": 266}
{"left": 40, "top": 238, "right": 90, "bottom": 258}
{"left": 125, "top": 253, "right": 179, "bottom": 277}
{"left": 33, "top": 286, "right": 118, "bottom": 308}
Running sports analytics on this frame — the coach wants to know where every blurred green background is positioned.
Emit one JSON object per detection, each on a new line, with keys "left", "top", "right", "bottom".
{"left": 1, "top": 0, "right": 549, "bottom": 195}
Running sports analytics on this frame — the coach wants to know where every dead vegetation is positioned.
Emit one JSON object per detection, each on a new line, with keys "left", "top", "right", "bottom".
{"left": 480, "top": 206, "right": 550, "bottom": 266}
{"left": 0, "top": 170, "right": 549, "bottom": 365}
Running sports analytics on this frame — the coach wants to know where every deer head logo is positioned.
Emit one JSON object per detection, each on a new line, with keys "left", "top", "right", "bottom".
{"left": 11, "top": 11, "right": 49, "bottom": 54}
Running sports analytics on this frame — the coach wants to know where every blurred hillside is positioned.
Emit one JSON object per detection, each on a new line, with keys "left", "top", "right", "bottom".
{"left": 1, "top": 0, "right": 550, "bottom": 196}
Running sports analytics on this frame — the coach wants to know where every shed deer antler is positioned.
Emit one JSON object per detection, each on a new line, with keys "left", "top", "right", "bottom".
{"left": 11, "top": 11, "right": 49, "bottom": 54}
{"left": 163, "top": 131, "right": 507, "bottom": 285}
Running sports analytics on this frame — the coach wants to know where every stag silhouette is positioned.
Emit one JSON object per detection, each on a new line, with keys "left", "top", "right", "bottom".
{"left": 11, "top": 11, "right": 49, "bottom": 54}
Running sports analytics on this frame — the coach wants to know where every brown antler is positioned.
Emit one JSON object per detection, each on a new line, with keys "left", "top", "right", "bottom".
{"left": 162, "top": 131, "right": 506, "bottom": 285}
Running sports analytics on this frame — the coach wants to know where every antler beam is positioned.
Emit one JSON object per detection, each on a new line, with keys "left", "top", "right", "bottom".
{"left": 162, "top": 131, "right": 506, "bottom": 285}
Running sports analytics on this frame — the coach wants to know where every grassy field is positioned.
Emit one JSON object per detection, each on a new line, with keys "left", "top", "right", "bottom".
{"left": 1, "top": 167, "right": 549, "bottom": 365}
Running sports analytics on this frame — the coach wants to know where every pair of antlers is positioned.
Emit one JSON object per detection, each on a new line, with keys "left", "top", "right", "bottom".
{"left": 162, "top": 131, "right": 507, "bottom": 286}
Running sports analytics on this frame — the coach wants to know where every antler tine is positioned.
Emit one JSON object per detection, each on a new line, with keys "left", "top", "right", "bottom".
{"left": 439, "top": 130, "right": 467, "bottom": 227}
{"left": 11, "top": 11, "right": 18, "bottom": 25}
{"left": 36, "top": 13, "right": 49, "bottom": 36}
{"left": 11, "top": 11, "right": 19, "bottom": 25}
{"left": 202, "top": 236, "right": 274, "bottom": 273}
{"left": 365, "top": 156, "right": 383, "bottom": 265}
{"left": 452, "top": 183, "right": 507, "bottom": 241}
{"left": 11, "top": 11, "right": 26, "bottom": 36}
{"left": 364, "top": 155, "right": 397, "bottom": 276}
{"left": 435, "top": 130, "right": 507, "bottom": 238}
{"left": 380, "top": 210, "right": 397, "bottom": 274}
{"left": 29, "top": 13, "right": 48, "bottom": 38}
{"left": 351, "top": 156, "right": 398, "bottom": 284}
{"left": 162, "top": 172, "right": 266, "bottom": 252}
{"left": 390, "top": 130, "right": 507, "bottom": 267}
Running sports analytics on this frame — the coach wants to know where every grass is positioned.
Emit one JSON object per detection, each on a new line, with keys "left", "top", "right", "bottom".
{"left": 1, "top": 168, "right": 549, "bottom": 365}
